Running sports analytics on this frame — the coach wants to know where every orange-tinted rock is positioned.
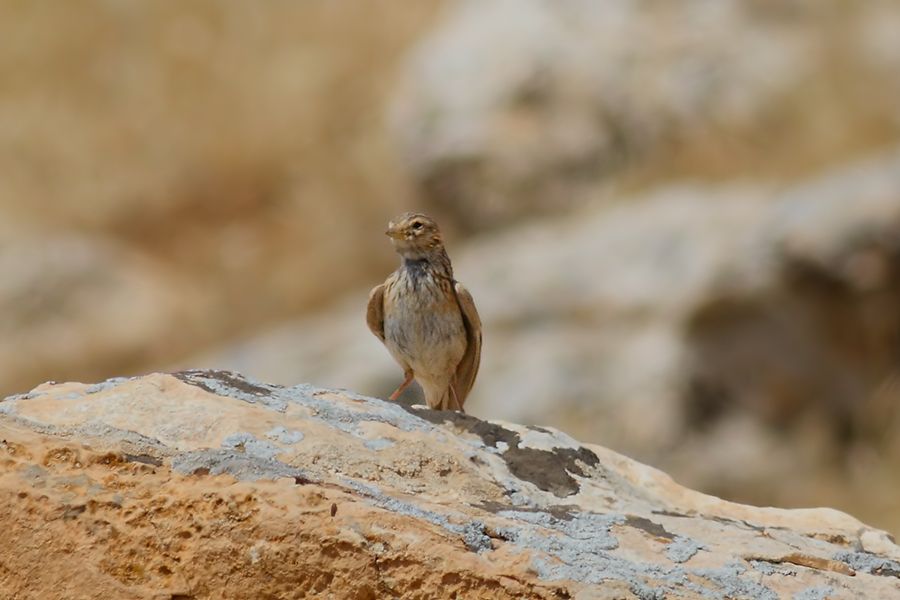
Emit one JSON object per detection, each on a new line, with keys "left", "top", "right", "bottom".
{"left": 2, "top": 371, "right": 898, "bottom": 598}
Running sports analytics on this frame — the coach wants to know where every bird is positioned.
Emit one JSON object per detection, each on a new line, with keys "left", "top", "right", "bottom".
{"left": 366, "top": 212, "right": 482, "bottom": 412}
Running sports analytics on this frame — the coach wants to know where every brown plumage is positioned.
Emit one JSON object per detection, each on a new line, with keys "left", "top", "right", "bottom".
{"left": 366, "top": 212, "right": 482, "bottom": 411}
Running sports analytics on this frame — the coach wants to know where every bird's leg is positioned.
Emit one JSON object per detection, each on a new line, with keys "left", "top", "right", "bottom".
{"left": 389, "top": 370, "right": 415, "bottom": 401}
{"left": 448, "top": 384, "right": 465, "bottom": 413}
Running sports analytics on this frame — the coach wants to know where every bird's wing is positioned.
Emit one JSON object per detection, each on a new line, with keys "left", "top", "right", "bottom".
{"left": 452, "top": 281, "right": 482, "bottom": 408}
{"left": 366, "top": 283, "right": 386, "bottom": 343}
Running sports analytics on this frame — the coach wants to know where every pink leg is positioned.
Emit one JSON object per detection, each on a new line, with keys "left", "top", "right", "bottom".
{"left": 389, "top": 371, "right": 414, "bottom": 401}
{"left": 448, "top": 384, "right": 465, "bottom": 413}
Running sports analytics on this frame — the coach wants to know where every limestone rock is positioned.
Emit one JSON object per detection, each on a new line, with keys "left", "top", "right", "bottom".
{"left": 2, "top": 371, "right": 898, "bottom": 599}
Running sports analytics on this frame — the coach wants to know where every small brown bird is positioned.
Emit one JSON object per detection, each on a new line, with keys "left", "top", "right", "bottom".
{"left": 366, "top": 212, "right": 482, "bottom": 412}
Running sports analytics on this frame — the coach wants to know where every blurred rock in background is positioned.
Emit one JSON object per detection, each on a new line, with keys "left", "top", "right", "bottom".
{"left": 0, "top": 0, "right": 443, "bottom": 392}
{"left": 393, "top": 0, "right": 900, "bottom": 231}
{"left": 2, "top": 0, "right": 900, "bottom": 533}
{"left": 0, "top": 229, "right": 205, "bottom": 394}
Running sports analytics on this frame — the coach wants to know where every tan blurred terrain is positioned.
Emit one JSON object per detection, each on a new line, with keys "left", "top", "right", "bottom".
{"left": 0, "top": 0, "right": 443, "bottom": 393}
{"left": 2, "top": 0, "right": 900, "bottom": 535}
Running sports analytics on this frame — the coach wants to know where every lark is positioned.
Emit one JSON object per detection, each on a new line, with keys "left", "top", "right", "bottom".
{"left": 366, "top": 212, "right": 482, "bottom": 412}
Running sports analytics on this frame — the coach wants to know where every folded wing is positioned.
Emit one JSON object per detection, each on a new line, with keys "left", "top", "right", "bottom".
{"left": 452, "top": 282, "right": 482, "bottom": 407}
{"left": 366, "top": 284, "right": 386, "bottom": 342}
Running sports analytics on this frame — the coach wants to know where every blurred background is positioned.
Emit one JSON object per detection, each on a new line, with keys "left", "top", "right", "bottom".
{"left": 2, "top": 0, "right": 899, "bottom": 534}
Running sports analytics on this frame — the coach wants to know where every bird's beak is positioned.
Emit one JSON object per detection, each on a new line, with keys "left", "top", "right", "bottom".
{"left": 385, "top": 224, "right": 402, "bottom": 239}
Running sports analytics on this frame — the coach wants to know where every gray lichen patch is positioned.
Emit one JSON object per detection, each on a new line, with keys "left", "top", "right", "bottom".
{"left": 793, "top": 586, "right": 835, "bottom": 600}
{"left": 692, "top": 562, "right": 779, "bottom": 600}
{"left": 221, "top": 432, "right": 282, "bottom": 461}
{"left": 3, "top": 387, "right": 49, "bottom": 406}
{"left": 172, "top": 449, "right": 314, "bottom": 483}
{"left": 495, "top": 510, "right": 645, "bottom": 587}
{"left": 265, "top": 426, "right": 304, "bottom": 445}
{"left": 341, "top": 477, "right": 492, "bottom": 553}
{"left": 750, "top": 560, "right": 777, "bottom": 576}
{"left": 834, "top": 551, "right": 900, "bottom": 578}
{"left": 483, "top": 507, "right": 785, "bottom": 598}
{"left": 84, "top": 377, "right": 132, "bottom": 395}
{"left": 748, "top": 559, "right": 801, "bottom": 578}
{"left": 665, "top": 536, "right": 705, "bottom": 564}
{"left": 294, "top": 386, "right": 435, "bottom": 435}
{"left": 0, "top": 397, "right": 17, "bottom": 415}
{"left": 173, "top": 370, "right": 290, "bottom": 412}
{"left": 174, "top": 370, "right": 437, "bottom": 437}
{"left": 630, "top": 582, "right": 667, "bottom": 600}
{"left": 500, "top": 509, "right": 623, "bottom": 551}
{"left": 475, "top": 500, "right": 577, "bottom": 521}
{"left": 363, "top": 438, "right": 395, "bottom": 451}
{"left": 65, "top": 423, "right": 172, "bottom": 457}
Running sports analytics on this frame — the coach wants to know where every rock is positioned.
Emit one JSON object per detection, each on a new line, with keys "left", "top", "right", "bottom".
{"left": 2, "top": 371, "right": 898, "bottom": 599}
{"left": 390, "top": 0, "right": 813, "bottom": 229}
{"left": 192, "top": 146, "right": 900, "bottom": 534}
{"left": 391, "top": 0, "right": 900, "bottom": 230}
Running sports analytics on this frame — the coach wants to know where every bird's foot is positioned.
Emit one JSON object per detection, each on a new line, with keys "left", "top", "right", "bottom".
{"left": 388, "top": 371, "right": 414, "bottom": 401}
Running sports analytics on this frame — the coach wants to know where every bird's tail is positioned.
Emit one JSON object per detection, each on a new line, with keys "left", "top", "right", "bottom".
{"left": 425, "top": 384, "right": 465, "bottom": 412}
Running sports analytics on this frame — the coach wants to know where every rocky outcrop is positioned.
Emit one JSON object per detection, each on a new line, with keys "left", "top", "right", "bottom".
{"left": 393, "top": 0, "right": 900, "bottom": 229}
{"left": 2, "top": 371, "right": 898, "bottom": 599}
{"left": 194, "top": 147, "right": 900, "bottom": 534}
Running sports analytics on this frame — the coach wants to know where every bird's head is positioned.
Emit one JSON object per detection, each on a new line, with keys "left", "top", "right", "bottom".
{"left": 385, "top": 212, "right": 445, "bottom": 260}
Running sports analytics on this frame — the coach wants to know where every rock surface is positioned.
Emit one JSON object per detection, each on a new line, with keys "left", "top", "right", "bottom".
{"left": 2, "top": 370, "right": 899, "bottom": 599}
{"left": 194, "top": 147, "right": 900, "bottom": 534}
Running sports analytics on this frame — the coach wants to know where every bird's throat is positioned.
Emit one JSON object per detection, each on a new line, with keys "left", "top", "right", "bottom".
{"left": 401, "top": 251, "right": 454, "bottom": 281}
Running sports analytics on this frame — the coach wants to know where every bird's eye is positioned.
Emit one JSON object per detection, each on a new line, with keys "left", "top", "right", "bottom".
{"left": 411, "top": 221, "right": 423, "bottom": 230}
